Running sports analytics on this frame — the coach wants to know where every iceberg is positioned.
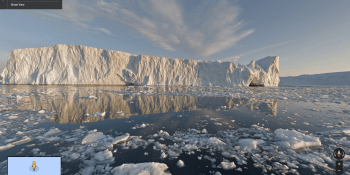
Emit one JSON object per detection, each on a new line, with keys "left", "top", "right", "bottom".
{"left": 1, "top": 44, "right": 280, "bottom": 86}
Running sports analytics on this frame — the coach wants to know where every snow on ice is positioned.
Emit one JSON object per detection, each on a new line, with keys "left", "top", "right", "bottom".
{"left": 111, "top": 162, "right": 171, "bottom": 175}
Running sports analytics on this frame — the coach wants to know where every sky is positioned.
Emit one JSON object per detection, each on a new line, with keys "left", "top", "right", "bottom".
{"left": 0, "top": 0, "right": 349, "bottom": 77}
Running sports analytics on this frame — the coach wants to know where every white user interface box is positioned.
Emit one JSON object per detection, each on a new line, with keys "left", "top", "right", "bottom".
{"left": 8, "top": 157, "right": 61, "bottom": 175}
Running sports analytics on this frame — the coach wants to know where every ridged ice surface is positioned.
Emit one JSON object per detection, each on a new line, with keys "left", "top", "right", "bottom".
{"left": 1, "top": 45, "right": 280, "bottom": 86}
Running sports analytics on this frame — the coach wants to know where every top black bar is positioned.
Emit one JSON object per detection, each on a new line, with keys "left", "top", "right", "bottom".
{"left": 0, "top": 0, "right": 62, "bottom": 9}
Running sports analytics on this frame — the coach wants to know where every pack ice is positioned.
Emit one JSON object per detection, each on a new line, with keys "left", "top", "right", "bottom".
{"left": 1, "top": 45, "right": 280, "bottom": 86}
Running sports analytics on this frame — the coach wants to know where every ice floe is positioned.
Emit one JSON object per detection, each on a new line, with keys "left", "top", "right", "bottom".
{"left": 274, "top": 129, "right": 321, "bottom": 149}
{"left": 111, "top": 162, "right": 171, "bottom": 175}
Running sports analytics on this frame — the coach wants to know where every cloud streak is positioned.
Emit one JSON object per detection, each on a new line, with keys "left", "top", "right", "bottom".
{"left": 220, "top": 40, "right": 296, "bottom": 62}
{"left": 35, "top": 0, "right": 254, "bottom": 56}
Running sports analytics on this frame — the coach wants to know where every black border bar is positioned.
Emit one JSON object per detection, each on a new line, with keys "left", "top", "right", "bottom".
{"left": 1, "top": 0, "right": 62, "bottom": 9}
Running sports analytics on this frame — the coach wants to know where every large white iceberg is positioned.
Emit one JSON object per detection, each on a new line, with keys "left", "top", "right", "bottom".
{"left": 1, "top": 45, "right": 280, "bottom": 86}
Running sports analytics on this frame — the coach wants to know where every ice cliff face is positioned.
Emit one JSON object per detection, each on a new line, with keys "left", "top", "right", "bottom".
{"left": 1, "top": 45, "right": 280, "bottom": 86}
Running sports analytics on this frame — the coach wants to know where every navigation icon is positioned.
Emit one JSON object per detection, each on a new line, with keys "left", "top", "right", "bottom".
{"left": 29, "top": 161, "right": 39, "bottom": 172}
{"left": 333, "top": 148, "right": 345, "bottom": 160}
{"left": 334, "top": 148, "right": 345, "bottom": 174}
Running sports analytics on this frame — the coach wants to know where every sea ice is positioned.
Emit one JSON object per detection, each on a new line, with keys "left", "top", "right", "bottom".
{"left": 177, "top": 160, "right": 185, "bottom": 168}
{"left": 70, "top": 153, "right": 80, "bottom": 160}
{"left": 82, "top": 131, "right": 105, "bottom": 144}
{"left": 111, "top": 162, "right": 171, "bottom": 175}
{"left": 220, "top": 161, "right": 236, "bottom": 170}
{"left": 111, "top": 133, "right": 130, "bottom": 145}
{"left": 94, "top": 150, "right": 114, "bottom": 161}
{"left": 44, "top": 128, "right": 61, "bottom": 136}
{"left": 274, "top": 129, "right": 321, "bottom": 149}
{"left": 90, "top": 111, "right": 106, "bottom": 117}
{"left": 238, "top": 139, "right": 265, "bottom": 149}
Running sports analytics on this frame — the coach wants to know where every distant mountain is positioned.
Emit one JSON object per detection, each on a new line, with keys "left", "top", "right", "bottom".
{"left": 280, "top": 71, "right": 350, "bottom": 86}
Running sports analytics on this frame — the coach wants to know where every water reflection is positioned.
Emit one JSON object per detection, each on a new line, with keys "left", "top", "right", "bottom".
{"left": 0, "top": 85, "right": 278, "bottom": 123}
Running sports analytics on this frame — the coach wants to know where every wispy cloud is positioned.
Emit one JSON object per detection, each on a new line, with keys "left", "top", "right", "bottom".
{"left": 34, "top": 0, "right": 254, "bottom": 56}
{"left": 220, "top": 40, "right": 296, "bottom": 62}
{"left": 220, "top": 55, "right": 241, "bottom": 62}
{"left": 94, "top": 27, "right": 113, "bottom": 35}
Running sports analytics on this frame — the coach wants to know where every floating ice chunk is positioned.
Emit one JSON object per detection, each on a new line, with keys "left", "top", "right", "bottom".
{"left": 273, "top": 162, "right": 289, "bottom": 170}
{"left": 183, "top": 144, "right": 198, "bottom": 152}
{"left": 231, "top": 120, "right": 235, "bottom": 122}
{"left": 295, "top": 153, "right": 329, "bottom": 169}
{"left": 112, "top": 133, "right": 130, "bottom": 145}
{"left": 160, "top": 151, "right": 167, "bottom": 159}
{"left": 82, "top": 131, "right": 106, "bottom": 144}
{"left": 214, "top": 172, "right": 222, "bottom": 175}
{"left": 158, "top": 130, "right": 170, "bottom": 137}
{"left": 65, "top": 137, "right": 78, "bottom": 142}
{"left": 5, "top": 137, "right": 17, "bottom": 143}
{"left": 90, "top": 111, "right": 106, "bottom": 117}
{"left": 45, "top": 136, "right": 61, "bottom": 142}
{"left": 44, "top": 128, "right": 61, "bottom": 136}
{"left": 70, "top": 153, "right": 80, "bottom": 160}
{"left": 221, "top": 152, "right": 235, "bottom": 158}
{"left": 133, "top": 123, "right": 148, "bottom": 129}
{"left": 8, "top": 115, "right": 18, "bottom": 119}
{"left": 338, "top": 129, "right": 350, "bottom": 135}
{"left": 94, "top": 150, "right": 113, "bottom": 161}
{"left": 201, "top": 129, "right": 207, "bottom": 133}
{"left": 12, "top": 136, "right": 31, "bottom": 145}
{"left": 220, "top": 161, "right": 236, "bottom": 170}
{"left": 167, "top": 150, "right": 179, "bottom": 158}
{"left": 274, "top": 129, "right": 321, "bottom": 149}
{"left": 334, "top": 140, "right": 350, "bottom": 146}
{"left": 205, "top": 137, "right": 226, "bottom": 145}
{"left": 177, "top": 160, "right": 185, "bottom": 168}
{"left": 81, "top": 166, "right": 94, "bottom": 175}
{"left": 38, "top": 110, "right": 45, "bottom": 114}
{"left": 0, "top": 143, "right": 14, "bottom": 151}
{"left": 287, "top": 162, "right": 299, "bottom": 169}
{"left": 111, "top": 162, "right": 171, "bottom": 175}
{"left": 238, "top": 139, "right": 264, "bottom": 149}
{"left": 31, "top": 148, "right": 40, "bottom": 154}
{"left": 16, "top": 131, "right": 24, "bottom": 135}
{"left": 214, "top": 122, "right": 222, "bottom": 125}
{"left": 177, "top": 115, "right": 182, "bottom": 117}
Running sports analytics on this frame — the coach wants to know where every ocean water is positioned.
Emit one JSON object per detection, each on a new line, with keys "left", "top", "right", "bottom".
{"left": 0, "top": 85, "right": 349, "bottom": 175}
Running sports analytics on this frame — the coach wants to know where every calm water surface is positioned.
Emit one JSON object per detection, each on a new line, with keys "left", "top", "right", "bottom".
{"left": 0, "top": 85, "right": 349, "bottom": 175}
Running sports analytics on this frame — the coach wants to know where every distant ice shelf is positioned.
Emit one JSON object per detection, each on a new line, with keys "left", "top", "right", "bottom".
{"left": 280, "top": 71, "right": 350, "bottom": 86}
{"left": 1, "top": 44, "right": 280, "bottom": 86}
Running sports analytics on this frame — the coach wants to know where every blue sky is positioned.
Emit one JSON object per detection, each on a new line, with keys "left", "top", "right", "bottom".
{"left": 0, "top": 0, "right": 349, "bottom": 76}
